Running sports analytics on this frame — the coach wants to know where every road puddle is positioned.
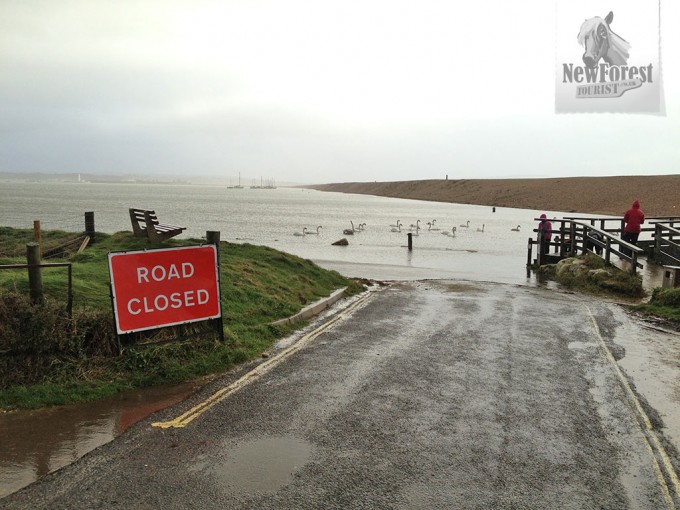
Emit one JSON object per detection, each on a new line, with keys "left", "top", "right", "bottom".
{"left": 203, "top": 436, "right": 314, "bottom": 494}
{"left": 0, "top": 382, "right": 198, "bottom": 498}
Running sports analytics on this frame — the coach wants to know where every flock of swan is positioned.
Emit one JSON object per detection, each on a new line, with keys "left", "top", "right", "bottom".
{"left": 293, "top": 219, "right": 524, "bottom": 236}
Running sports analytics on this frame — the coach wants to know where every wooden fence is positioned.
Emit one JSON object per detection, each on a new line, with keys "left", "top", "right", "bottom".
{"left": 653, "top": 223, "right": 680, "bottom": 266}
{"left": 530, "top": 218, "right": 644, "bottom": 274}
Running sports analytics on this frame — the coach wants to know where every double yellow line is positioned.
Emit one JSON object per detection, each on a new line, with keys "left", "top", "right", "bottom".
{"left": 585, "top": 304, "right": 680, "bottom": 509}
{"left": 152, "top": 291, "right": 375, "bottom": 429}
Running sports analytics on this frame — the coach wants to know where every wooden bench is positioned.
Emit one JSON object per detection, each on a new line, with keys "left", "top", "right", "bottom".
{"left": 129, "top": 208, "right": 186, "bottom": 243}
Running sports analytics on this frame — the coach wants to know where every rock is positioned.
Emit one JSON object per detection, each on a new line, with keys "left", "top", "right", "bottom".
{"left": 588, "top": 269, "right": 611, "bottom": 282}
{"left": 332, "top": 238, "right": 349, "bottom": 246}
{"left": 556, "top": 257, "right": 577, "bottom": 277}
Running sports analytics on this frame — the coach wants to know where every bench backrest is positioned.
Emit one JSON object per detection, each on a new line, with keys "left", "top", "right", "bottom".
{"left": 130, "top": 208, "right": 159, "bottom": 225}
{"left": 129, "top": 208, "right": 157, "bottom": 237}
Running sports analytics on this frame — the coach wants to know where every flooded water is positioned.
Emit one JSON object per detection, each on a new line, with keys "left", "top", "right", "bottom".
{"left": 0, "top": 181, "right": 667, "bottom": 497}
{"left": 2, "top": 181, "right": 662, "bottom": 287}
{"left": 191, "top": 436, "right": 314, "bottom": 493}
{"left": 0, "top": 382, "right": 199, "bottom": 498}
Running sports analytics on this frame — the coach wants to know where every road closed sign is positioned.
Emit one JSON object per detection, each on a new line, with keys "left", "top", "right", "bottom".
{"left": 108, "top": 245, "right": 221, "bottom": 334}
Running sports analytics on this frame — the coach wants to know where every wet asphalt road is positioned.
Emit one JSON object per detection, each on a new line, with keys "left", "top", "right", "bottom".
{"left": 3, "top": 281, "right": 679, "bottom": 509}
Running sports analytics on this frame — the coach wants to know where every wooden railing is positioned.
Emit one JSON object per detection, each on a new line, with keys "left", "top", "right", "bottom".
{"left": 653, "top": 223, "right": 680, "bottom": 266}
{"left": 530, "top": 218, "right": 643, "bottom": 274}
{"left": 564, "top": 216, "right": 680, "bottom": 246}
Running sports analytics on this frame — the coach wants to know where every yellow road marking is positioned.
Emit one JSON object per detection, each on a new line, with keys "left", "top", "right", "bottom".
{"left": 584, "top": 304, "right": 679, "bottom": 509}
{"left": 152, "top": 291, "right": 375, "bottom": 429}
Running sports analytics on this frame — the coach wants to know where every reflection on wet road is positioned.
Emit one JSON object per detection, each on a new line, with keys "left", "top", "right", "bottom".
{"left": 0, "top": 383, "right": 198, "bottom": 497}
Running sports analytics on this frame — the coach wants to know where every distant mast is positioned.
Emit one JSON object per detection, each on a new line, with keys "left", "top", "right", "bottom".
{"left": 228, "top": 172, "right": 244, "bottom": 189}
{"left": 250, "top": 176, "right": 277, "bottom": 189}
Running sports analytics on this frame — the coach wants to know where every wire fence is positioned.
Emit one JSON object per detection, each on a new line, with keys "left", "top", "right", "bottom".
{"left": 0, "top": 213, "right": 89, "bottom": 259}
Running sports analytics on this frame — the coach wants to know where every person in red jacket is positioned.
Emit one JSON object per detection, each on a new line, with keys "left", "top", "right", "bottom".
{"left": 622, "top": 200, "right": 645, "bottom": 256}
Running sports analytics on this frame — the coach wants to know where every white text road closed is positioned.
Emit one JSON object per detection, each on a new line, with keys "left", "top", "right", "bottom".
{"left": 108, "top": 245, "right": 221, "bottom": 334}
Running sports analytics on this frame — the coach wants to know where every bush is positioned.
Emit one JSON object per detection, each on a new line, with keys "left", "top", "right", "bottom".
{"left": 649, "top": 287, "right": 680, "bottom": 307}
{"left": 0, "top": 290, "right": 117, "bottom": 386}
{"left": 536, "top": 253, "right": 644, "bottom": 298}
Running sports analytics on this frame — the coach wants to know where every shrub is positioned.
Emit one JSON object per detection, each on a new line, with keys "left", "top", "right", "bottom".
{"left": 0, "top": 290, "right": 117, "bottom": 386}
{"left": 536, "top": 253, "right": 644, "bottom": 298}
{"left": 649, "top": 287, "right": 680, "bottom": 307}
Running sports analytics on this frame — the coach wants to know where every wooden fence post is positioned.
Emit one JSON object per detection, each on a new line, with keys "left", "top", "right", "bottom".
{"left": 27, "top": 242, "right": 43, "bottom": 304}
{"left": 206, "top": 230, "right": 221, "bottom": 261}
{"left": 33, "top": 220, "right": 41, "bottom": 259}
{"left": 407, "top": 232, "right": 413, "bottom": 251}
{"left": 205, "top": 231, "right": 224, "bottom": 342}
{"left": 605, "top": 238, "right": 611, "bottom": 264}
{"left": 85, "top": 211, "right": 96, "bottom": 244}
{"left": 206, "top": 230, "right": 220, "bottom": 246}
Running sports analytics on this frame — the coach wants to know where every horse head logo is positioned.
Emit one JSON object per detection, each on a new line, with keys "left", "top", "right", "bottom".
{"left": 577, "top": 11, "right": 630, "bottom": 68}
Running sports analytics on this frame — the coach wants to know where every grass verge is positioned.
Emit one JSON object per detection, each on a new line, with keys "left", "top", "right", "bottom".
{"left": 631, "top": 287, "right": 680, "bottom": 324}
{"left": 0, "top": 229, "right": 363, "bottom": 409}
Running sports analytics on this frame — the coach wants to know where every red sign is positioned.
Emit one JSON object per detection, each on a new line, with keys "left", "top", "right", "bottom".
{"left": 108, "top": 245, "right": 221, "bottom": 334}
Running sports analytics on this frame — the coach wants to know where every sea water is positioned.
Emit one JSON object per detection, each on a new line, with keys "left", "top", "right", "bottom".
{"left": 0, "top": 181, "right": 559, "bottom": 285}
{"left": 3, "top": 180, "right": 661, "bottom": 286}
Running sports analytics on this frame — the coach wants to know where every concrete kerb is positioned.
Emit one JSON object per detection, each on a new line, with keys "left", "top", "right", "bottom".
{"left": 271, "top": 287, "right": 349, "bottom": 327}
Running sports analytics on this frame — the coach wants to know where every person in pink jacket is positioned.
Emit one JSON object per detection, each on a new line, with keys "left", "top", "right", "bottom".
{"left": 537, "top": 213, "right": 552, "bottom": 255}
{"left": 622, "top": 200, "right": 645, "bottom": 256}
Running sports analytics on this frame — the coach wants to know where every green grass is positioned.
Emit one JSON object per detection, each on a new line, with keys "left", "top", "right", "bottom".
{"left": 632, "top": 287, "right": 680, "bottom": 320}
{"left": 0, "top": 229, "right": 363, "bottom": 409}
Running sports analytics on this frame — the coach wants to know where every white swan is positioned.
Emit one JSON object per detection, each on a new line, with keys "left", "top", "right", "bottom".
{"left": 511, "top": 225, "right": 521, "bottom": 231}
{"left": 477, "top": 224, "right": 485, "bottom": 232}
{"left": 409, "top": 219, "right": 421, "bottom": 231}
{"left": 460, "top": 220, "right": 470, "bottom": 228}
{"left": 343, "top": 221, "right": 355, "bottom": 235}
{"left": 427, "top": 221, "right": 440, "bottom": 231}
{"left": 293, "top": 227, "right": 308, "bottom": 236}
{"left": 390, "top": 220, "right": 401, "bottom": 228}
{"left": 306, "top": 226, "right": 322, "bottom": 234}
{"left": 390, "top": 224, "right": 402, "bottom": 232}
{"left": 441, "top": 226, "right": 457, "bottom": 237}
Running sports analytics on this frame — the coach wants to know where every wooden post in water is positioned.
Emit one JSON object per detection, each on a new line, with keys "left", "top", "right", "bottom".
{"left": 407, "top": 232, "right": 413, "bottom": 251}
{"left": 84, "top": 211, "right": 96, "bottom": 244}
{"left": 27, "top": 242, "right": 43, "bottom": 304}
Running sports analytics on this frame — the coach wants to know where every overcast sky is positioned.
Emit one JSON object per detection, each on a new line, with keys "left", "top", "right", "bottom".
{"left": 1, "top": 0, "right": 678, "bottom": 184}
